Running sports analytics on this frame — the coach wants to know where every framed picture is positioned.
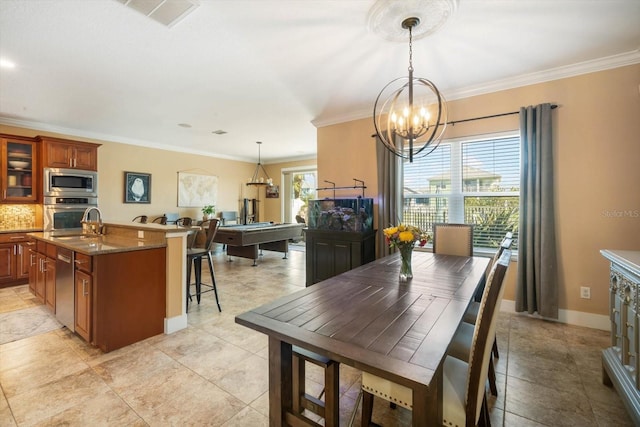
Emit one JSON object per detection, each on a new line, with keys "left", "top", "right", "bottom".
{"left": 124, "top": 171, "right": 151, "bottom": 203}
{"left": 266, "top": 184, "right": 279, "bottom": 198}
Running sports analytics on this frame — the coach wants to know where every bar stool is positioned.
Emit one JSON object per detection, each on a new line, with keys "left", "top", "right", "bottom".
{"left": 291, "top": 346, "right": 340, "bottom": 427}
{"left": 186, "top": 219, "right": 221, "bottom": 312}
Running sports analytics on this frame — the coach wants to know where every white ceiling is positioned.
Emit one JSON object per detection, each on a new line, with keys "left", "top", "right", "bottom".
{"left": 0, "top": 0, "right": 639, "bottom": 163}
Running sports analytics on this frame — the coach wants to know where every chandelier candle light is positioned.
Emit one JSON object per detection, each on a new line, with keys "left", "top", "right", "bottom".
{"left": 373, "top": 16, "right": 448, "bottom": 162}
{"left": 383, "top": 224, "right": 430, "bottom": 282}
{"left": 246, "top": 141, "right": 273, "bottom": 186}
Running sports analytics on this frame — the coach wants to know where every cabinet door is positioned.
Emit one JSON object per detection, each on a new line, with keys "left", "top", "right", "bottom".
{"left": 44, "top": 257, "right": 56, "bottom": 312}
{"left": 28, "top": 248, "right": 38, "bottom": 295}
{"left": 0, "top": 243, "right": 14, "bottom": 283}
{"left": 35, "top": 253, "right": 46, "bottom": 303}
{"left": 75, "top": 269, "right": 92, "bottom": 341}
{"left": 1, "top": 137, "right": 38, "bottom": 203}
{"left": 44, "top": 141, "right": 73, "bottom": 169}
{"left": 73, "top": 145, "right": 97, "bottom": 170}
{"left": 17, "top": 241, "right": 33, "bottom": 279}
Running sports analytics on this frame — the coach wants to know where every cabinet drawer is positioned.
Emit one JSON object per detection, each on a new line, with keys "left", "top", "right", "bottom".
{"left": 45, "top": 243, "right": 57, "bottom": 259}
{"left": 0, "top": 233, "right": 27, "bottom": 243}
{"left": 74, "top": 252, "right": 92, "bottom": 273}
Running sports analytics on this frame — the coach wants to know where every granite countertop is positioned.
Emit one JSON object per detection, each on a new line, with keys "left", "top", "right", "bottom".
{"left": 28, "top": 231, "right": 167, "bottom": 256}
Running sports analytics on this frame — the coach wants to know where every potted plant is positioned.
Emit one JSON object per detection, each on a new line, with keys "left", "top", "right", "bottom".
{"left": 202, "top": 204, "right": 216, "bottom": 221}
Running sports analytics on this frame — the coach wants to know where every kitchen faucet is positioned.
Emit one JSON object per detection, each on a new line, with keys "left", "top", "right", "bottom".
{"left": 81, "top": 206, "right": 104, "bottom": 235}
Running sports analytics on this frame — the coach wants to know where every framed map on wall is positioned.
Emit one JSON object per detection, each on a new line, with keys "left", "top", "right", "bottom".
{"left": 177, "top": 171, "right": 218, "bottom": 207}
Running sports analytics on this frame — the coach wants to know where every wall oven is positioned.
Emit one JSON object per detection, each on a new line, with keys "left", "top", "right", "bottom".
{"left": 44, "top": 168, "right": 98, "bottom": 198}
{"left": 43, "top": 197, "right": 97, "bottom": 232}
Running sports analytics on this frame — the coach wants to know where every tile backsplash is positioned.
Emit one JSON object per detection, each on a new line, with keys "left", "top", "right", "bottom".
{"left": 0, "top": 205, "right": 37, "bottom": 230}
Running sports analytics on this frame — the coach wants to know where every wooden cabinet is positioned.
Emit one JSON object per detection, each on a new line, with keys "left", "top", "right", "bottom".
{"left": 32, "top": 240, "right": 56, "bottom": 307}
{"left": 74, "top": 252, "right": 92, "bottom": 341}
{"left": 40, "top": 136, "right": 100, "bottom": 171}
{"left": 1, "top": 135, "right": 38, "bottom": 203}
{"left": 304, "top": 229, "right": 376, "bottom": 286}
{"left": 601, "top": 250, "right": 640, "bottom": 425}
{"left": 0, "top": 233, "right": 31, "bottom": 286}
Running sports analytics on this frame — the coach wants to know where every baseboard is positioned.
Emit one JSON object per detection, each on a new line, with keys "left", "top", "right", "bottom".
{"left": 500, "top": 299, "right": 610, "bottom": 331}
{"left": 164, "top": 314, "right": 188, "bottom": 334}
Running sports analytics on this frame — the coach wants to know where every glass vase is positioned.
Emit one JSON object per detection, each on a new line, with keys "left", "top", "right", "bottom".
{"left": 399, "top": 244, "right": 414, "bottom": 282}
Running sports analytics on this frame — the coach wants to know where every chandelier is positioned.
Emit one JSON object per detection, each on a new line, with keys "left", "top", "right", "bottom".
{"left": 247, "top": 141, "right": 273, "bottom": 186}
{"left": 373, "top": 16, "right": 448, "bottom": 162}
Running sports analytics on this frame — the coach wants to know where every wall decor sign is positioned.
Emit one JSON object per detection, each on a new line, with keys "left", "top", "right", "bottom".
{"left": 124, "top": 171, "right": 151, "bottom": 204}
{"left": 178, "top": 171, "right": 218, "bottom": 207}
{"left": 266, "top": 185, "right": 279, "bottom": 198}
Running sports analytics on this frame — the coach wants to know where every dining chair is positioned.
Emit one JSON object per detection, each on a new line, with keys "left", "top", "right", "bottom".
{"left": 448, "top": 232, "right": 513, "bottom": 397}
{"left": 151, "top": 215, "right": 167, "bottom": 225}
{"left": 220, "top": 211, "right": 238, "bottom": 225}
{"left": 186, "top": 219, "right": 221, "bottom": 312}
{"left": 433, "top": 223, "right": 474, "bottom": 256}
{"left": 165, "top": 212, "right": 180, "bottom": 225}
{"left": 132, "top": 215, "right": 148, "bottom": 223}
{"left": 175, "top": 217, "right": 193, "bottom": 227}
{"left": 291, "top": 346, "right": 340, "bottom": 426}
{"left": 359, "top": 250, "right": 511, "bottom": 427}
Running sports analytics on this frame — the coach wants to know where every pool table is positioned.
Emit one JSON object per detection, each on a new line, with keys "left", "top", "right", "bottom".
{"left": 214, "top": 222, "right": 304, "bottom": 266}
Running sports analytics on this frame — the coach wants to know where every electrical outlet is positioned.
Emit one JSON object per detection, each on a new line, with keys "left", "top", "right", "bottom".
{"left": 580, "top": 286, "right": 591, "bottom": 299}
{"left": 138, "top": 230, "right": 144, "bottom": 239}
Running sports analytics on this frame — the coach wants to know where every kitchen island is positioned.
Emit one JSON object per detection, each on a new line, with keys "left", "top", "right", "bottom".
{"left": 29, "top": 221, "right": 195, "bottom": 352}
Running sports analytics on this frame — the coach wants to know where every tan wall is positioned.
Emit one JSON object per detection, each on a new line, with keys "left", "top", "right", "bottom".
{"left": 317, "top": 64, "right": 640, "bottom": 316}
{"left": 0, "top": 124, "right": 256, "bottom": 222}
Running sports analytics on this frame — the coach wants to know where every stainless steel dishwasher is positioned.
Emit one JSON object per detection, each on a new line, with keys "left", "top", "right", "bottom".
{"left": 56, "top": 247, "right": 75, "bottom": 332}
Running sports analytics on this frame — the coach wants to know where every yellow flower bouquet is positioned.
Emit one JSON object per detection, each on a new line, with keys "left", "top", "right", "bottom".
{"left": 383, "top": 224, "right": 430, "bottom": 281}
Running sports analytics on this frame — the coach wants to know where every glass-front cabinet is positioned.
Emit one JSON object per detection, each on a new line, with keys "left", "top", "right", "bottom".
{"left": 1, "top": 136, "right": 38, "bottom": 203}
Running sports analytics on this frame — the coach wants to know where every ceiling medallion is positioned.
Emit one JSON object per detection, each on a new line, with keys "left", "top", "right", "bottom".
{"left": 366, "top": 0, "right": 458, "bottom": 42}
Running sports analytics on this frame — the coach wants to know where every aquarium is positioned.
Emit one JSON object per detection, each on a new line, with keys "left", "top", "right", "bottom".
{"left": 307, "top": 197, "right": 373, "bottom": 232}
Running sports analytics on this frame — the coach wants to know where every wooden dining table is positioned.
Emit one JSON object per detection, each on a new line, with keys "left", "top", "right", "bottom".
{"left": 235, "top": 250, "right": 490, "bottom": 426}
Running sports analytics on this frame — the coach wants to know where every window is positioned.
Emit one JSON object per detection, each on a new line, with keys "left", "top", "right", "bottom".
{"left": 403, "top": 133, "right": 519, "bottom": 251}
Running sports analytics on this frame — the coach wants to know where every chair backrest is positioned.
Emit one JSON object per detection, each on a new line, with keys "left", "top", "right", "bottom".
{"left": 202, "top": 218, "right": 220, "bottom": 251}
{"left": 220, "top": 211, "right": 238, "bottom": 225}
{"left": 165, "top": 213, "right": 180, "bottom": 224}
{"left": 490, "top": 231, "right": 514, "bottom": 266}
{"left": 132, "top": 215, "right": 148, "bottom": 223}
{"left": 466, "top": 249, "right": 510, "bottom": 424}
{"left": 152, "top": 215, "right": 167, "bottom": 225}
{"left": 433, "top": 223, "right": 474, "bottom": 256}
{"left": 176, "top": 217, "right": 193, "bottom": 227}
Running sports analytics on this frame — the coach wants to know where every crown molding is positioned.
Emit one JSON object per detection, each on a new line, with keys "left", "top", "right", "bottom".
{"left": 0, "top": 116, "right": 256, "bottom": 163}
{"left": 312, "top": 49, "right": 640, "bottom": 128}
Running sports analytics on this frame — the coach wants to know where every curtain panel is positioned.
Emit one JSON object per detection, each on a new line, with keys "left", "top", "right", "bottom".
{"left": 516, "top": 103, "right": 558, "bottom": 319}
{"left": 376, "top": 137, "right": 403, "bottom": 257}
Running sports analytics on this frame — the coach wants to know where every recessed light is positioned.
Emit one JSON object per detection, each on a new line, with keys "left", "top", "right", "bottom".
{"left": 0, "top": 58, "right": 16, "bottom": 69}
{"left": 212, "top": 130, "right": 227, "bottom": 135}
{"left": 178, "top": 123, "right": 192, "bottom": 128}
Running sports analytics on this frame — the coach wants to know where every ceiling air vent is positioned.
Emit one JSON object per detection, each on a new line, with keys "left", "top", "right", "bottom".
{"left": 115, "top": 0, "right": 200, "bottom": 28}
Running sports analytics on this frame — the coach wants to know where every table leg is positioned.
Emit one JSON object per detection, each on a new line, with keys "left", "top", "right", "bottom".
{"left": 269, "top": 336, "right": 292, "bottom": 427}
{"left": 412, "top": 371, "right": 441, "bottom": 426}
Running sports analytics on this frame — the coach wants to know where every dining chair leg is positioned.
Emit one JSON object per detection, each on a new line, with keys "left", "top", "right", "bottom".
{"left": 206, "top": 253, "right": 221, "bottom": 312}
{"left": 195, "top": 257, "right": 202, "bottom": 304}
{"left": 492, "top": 338, "right": 500, "bottom": 358}
{"left": 361, "top": 390, "right": 374, "bottom": 427}
{"left": 186, "top": 258, "right": 193, "bottom": 312}
{"left": 488, "top": 356, "right": 498, "bottom": 396}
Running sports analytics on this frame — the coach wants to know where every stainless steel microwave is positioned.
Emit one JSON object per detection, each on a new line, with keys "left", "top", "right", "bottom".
{"left": 43, "top": 168, "right": 98, "bottom": 198}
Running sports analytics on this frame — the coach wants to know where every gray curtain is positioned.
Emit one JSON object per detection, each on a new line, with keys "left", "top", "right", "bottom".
{"left": 516, "top": 103, "right": 558, "bottom": 318}
{"left": 376, "top": 137, "right": 403, "bottom": 257}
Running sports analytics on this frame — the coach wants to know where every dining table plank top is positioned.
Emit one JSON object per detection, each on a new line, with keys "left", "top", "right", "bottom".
{"left": 236, "top": 250, "right": 490, "bottom": 426}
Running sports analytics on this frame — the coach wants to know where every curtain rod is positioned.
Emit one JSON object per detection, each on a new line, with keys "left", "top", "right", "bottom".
{"left": 370, "top": 104, "right": 558, "bottom": 137}
{"left": 445, "top": 104, "right": 558, "bottom": 126}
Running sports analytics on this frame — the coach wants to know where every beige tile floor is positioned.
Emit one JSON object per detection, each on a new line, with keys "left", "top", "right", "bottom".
{"left": 0, "top": 247, "right": 634, "bottom": 426}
